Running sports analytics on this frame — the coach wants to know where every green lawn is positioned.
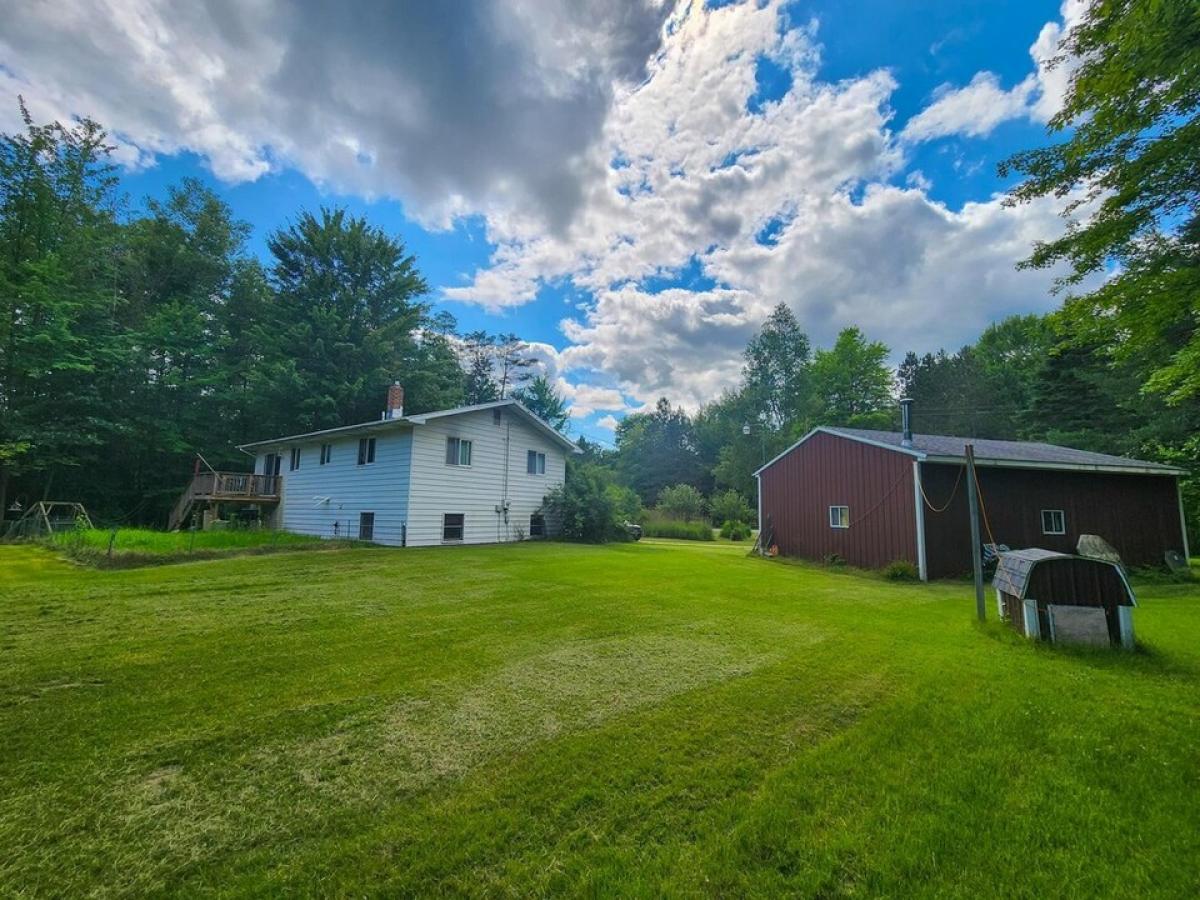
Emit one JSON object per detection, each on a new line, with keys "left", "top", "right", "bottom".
{"left": 2, "top": 540, "right": 1198, "bottom": 896}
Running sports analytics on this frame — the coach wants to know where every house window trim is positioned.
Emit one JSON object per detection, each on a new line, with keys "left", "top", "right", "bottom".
{"left": 1041, "top": 508, "right": 1066, "bottom": 535}
{"left": 442, "top": 512, "right": 465, "bottom": 542}
{"left": 319, "top": 443, "right": 333, "bottom": 465}
{"left": 357, "top": 437, "right": 376, "bottom": 466}
{"left": 829, "top": 505, "right": 849, "bottom": 529}
{"left": 446, "top": 436, "right": 473, "bottom": 467}
{"left": 289, "top": 447, "right": 301, "bottom": 471}
{"left": 527, "top": 450, "right": 546, "bottom": 475}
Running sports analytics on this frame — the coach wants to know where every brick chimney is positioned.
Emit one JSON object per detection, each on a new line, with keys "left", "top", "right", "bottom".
{"left": 385, "top": 382, "right": 405, "bottom": 419}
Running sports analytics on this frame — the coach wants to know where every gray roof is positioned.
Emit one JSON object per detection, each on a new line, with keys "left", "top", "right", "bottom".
{"left": 992, "top": 548, "right": 1134, "bottom": 605}
{"left": 237, "top": 399, "right": 580, "bottom": 454}
{"left": 830, "top": 428, "right": 1183, "bottom": 474}
{"left": 993, "top": 549, "right": 1072, "bottom": 598}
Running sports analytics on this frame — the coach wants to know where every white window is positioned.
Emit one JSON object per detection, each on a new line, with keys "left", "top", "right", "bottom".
{"left": 527, "top": 450, "right": 546, "bottom": 475}
{"left": 529, "top": 513, "right": 546, "bottom": 537}
{"left": 443, "top": 513, "right": 464, "bottom": 541}
{"left": 319, "top": 443, "right": 332, "bottom": 465}
{"left": 1041, "top": 509, "right": 1066, "bottom": 535}
{"left": 829, "top": 505, "right": 849, "bottom": 529}
{"left": 289, "top": 447, "right": 301, "bottom": 471}
{"left": 446, "top": 437, "right": 472, "bottom": 466}
{"left": 357, "top": 437, "right": 376, "bottom": 465}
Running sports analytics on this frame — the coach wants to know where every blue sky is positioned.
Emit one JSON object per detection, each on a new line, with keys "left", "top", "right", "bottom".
{"left": 0, "top": 0, "right": 1084, "bottom": 443}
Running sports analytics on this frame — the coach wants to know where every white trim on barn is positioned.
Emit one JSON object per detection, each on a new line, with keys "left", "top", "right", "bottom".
{"left": 753, "top": 426, "right": 926, "bottom": 477}
{"left": 912, "top": 460, "right": 928, "bottom": 581}
{"left": 922, "top": 454, "right": 1184, "bottom": 477}
{"left": 753, "top": 426, "right": 1184, "bottom": 479}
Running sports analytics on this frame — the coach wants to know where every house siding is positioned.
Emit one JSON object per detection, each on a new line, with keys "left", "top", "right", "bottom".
{"left": 255, "top": 426, "right": 412, "bottom": 545}
{"left": 921, "top": 463, "right": 1185, "bottom": 578}
{"left": 758, "top": 431, "right": 919, "bottom": 569}
{"left": 403, "top": 407, "right": 566, "bottom": 547}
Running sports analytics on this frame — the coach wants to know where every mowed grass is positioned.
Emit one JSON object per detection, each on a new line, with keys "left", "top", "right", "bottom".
{"left": 1, "top": 541, "right": 1198, "bottom": 896}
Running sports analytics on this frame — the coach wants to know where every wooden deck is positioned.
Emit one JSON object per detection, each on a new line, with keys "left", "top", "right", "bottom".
{"left": 168, "top": 472, "right": 281, "bottom": 530}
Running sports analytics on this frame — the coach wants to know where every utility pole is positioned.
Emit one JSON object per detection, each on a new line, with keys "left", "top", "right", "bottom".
{"left": 965, "top": 443, "right": 985, "bottom": 622}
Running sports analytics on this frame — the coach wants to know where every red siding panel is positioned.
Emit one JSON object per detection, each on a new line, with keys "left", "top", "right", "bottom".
{"left": 759, "top": 431, "right": 918, "bottom": 569}
{"left": 921, "top": 463, "right": 1184, "bottom": 579}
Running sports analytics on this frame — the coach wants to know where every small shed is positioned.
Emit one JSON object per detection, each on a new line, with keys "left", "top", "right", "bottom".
{"left": 993, "top": 548, "right": 1136, "bottom": 648}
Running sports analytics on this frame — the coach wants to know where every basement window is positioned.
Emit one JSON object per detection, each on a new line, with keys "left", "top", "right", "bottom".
{"left": 1041, "top": 509, "right": 1066, "bottom": 535}
{"left": 319, "top": 443, "right": 332, "bottom": 465}
{"left": 289, "top": 447, "right": 301, "bottom": 471}
{"left": 443, "top": 513, "right": 465, "bottom": 542}
{"left": 829, "top": 505, "right": 849, "bottom": 529}
{"left": 357, "top": 437, "right": 376, "bottom": 466}
{"left": 527, "top": 450, "right": 546, "bottom": 475}
{"left": 446, "top": 437, "right": 472, "bottom": 466}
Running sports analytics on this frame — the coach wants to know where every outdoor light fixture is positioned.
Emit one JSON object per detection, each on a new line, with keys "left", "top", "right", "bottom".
{"left": 742, "top": 424, "right": 751, "bottom": 436}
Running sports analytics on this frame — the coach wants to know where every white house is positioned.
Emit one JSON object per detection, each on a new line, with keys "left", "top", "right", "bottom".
{"left": 237, "top": 387, "right": 579, "bottom": 547}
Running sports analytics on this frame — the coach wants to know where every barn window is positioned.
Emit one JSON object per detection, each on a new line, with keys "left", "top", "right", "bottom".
{"left": 446, "top": 437, "right": 472, "bottom": 466}
{"left": 319, "top": 443, "right": 332, "bottom": 465}
{"left": 829, "top": 505, "right": 849, "bottom": 529}
{"left": 357, "top": 437, "right": 376, "bottom": 465}
{"left": 1041, "top": 509, "right": 1066, "bottom": 535}
{"left": 359, "top": 512, "right": 375, "bottom": 541}
{"left": 289, "top": 447, "right": 301, "bottom": 471}
{"left": 527, "top": 450, "right": 546, "bottom": 474}
{"left": 529, "top": 513, "right": 546, "bottom": 537}
{"left": 443, "top": 513, "right": 465, "bottom": 541}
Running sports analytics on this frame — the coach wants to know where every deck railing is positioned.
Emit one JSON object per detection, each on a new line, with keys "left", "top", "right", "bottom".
{"left": 168, "top": 471, "right": 281, "bottom": 530}
{"left": 189, "top": 471, "right": 282, "bottom": 498}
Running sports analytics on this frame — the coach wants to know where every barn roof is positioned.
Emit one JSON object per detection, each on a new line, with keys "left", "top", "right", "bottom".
{"left": 754, "top": 427, "right": 1184, "bottom": 477}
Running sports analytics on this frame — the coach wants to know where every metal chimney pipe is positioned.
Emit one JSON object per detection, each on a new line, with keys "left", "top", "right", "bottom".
{"left": 900, "top": 398, "right": 914, "bottom": 448}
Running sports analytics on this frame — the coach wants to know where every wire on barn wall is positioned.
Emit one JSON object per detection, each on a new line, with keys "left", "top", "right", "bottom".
{"left": 970, "top": 463, "right": 1000, "bottom": 549}
{"left": 919, "top": 466, "right": 964, "bottom": 513}
{"left": 848, "top": 470, "right": 910, "bottom": 528}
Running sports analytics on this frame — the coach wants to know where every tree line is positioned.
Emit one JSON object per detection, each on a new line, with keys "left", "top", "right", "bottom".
{"left": 3, "top": 0, "right": 1196, "bottom": 541}
{"left": 0, "top": 103, "right": 565, "bottom": 524}
{"left": 573, "top": 0, "right": 1200, "bottom": 544}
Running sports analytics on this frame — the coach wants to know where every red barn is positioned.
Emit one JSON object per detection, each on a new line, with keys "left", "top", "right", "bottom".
{"left": 754, "top": 424, "right": 1188, "bottom": 580}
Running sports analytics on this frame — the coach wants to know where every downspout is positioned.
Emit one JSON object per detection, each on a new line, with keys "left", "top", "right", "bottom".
{"left": 1179, "top": 476, "right": 1191, "bottom": 562}
{"left": 912, "top": 460, "right": 928, "bottom": 581}
{"left": 501, "top": 420, "right": 512, "bottom": 541}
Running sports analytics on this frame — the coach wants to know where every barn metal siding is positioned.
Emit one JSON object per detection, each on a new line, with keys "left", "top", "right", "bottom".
{"left": 921, "top": 463, "right": 1184, "bottom": 578}
{"left": 759, "top": 431, "right": 918, "bottom": 569}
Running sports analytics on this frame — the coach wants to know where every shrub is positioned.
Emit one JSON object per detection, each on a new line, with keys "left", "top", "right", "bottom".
{"left": 883, "top": 559, "right": 920, "bottom": 581}
{"left": 823, "top": 553, "right": 846, "bottom": 568}
{"left": 719, "top": 519, "right": 751, "bottom": 541}
{"left": 640, "top": 514, "right": 714, "bottom": 541}
{"left": 655, "top": 484, "right": 707, "bottom": 522}
{"left": 710, "top": 490, "right": 753, "bottom": 527}
{"left": 541, "top": 463, "right": 632, "bottom": 543}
